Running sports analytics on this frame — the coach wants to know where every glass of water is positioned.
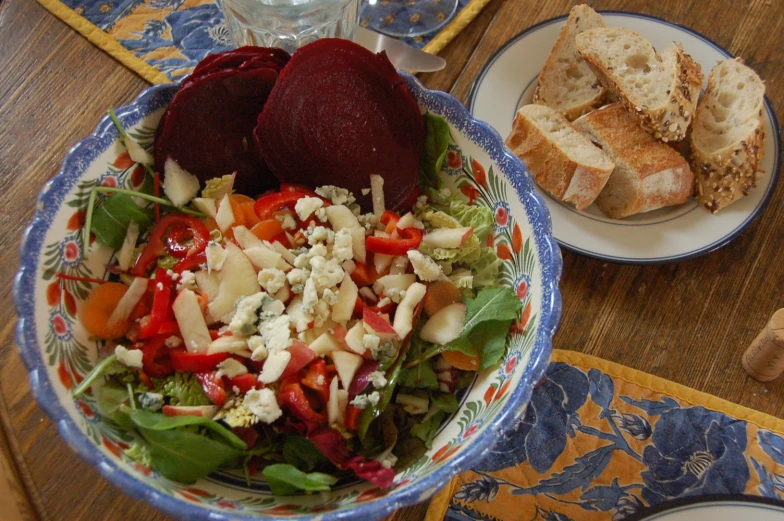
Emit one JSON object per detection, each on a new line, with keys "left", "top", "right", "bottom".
{"left": 218, "top": 0, "right": 360, "bottom": 54}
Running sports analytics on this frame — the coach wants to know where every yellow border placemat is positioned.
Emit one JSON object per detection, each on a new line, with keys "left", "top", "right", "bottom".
{"left": 425, "top": 349, "right": 784, "bottom": 521}
{"left": 37, "top": 0, "right": 491, "bottom": 85}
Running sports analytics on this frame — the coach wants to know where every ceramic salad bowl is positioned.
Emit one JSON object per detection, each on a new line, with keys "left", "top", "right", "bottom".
{"left": 13, "top": 73, "right": 562, "bottom": 521}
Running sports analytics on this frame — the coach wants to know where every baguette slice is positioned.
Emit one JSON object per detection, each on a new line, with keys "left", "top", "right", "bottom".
{"left": 533, "top": 5, "right": 607, "bottom": 121}
{"left": 690, "top": 58, "right": 766, "bottom": 213}
{"left": 573, "top": 104, "right": 694, "bottom": 219}
{"left": 576, "top": 27, "right": 703, "bottom": 142}
{"left": 506, "top": 104, "right": 615, "bottom": 210}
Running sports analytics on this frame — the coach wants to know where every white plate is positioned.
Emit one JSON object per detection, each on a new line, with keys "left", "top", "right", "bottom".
{"left": 627, "top": 497, "right": 784, "bottom": 520}
{"left": 468, "top": 12, "right": 781, "bottom": 264}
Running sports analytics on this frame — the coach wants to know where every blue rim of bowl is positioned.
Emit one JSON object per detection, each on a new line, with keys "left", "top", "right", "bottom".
{"left": 13, "top": 73, "right": 562, "bottom": 520}
{"left": 467, "top": 11, "right": 782, "bottom": 265}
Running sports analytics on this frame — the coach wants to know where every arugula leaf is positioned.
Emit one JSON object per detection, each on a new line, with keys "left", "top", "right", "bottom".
{"left": 431, "top": 392, "right": 459, "bottom": 413}
{"left": 91, "top": 192, "right": 154, "bottom": 249}
{"left": 398, "top": 360, "right": 438, "bottom": 389}
{"left": 410, "top": 411, "right": 445, "bottom": 449}
{"left": 420, "top": 114, "right": 450, "bottom": 189}
{"left": 139, "top": 427, "right": 245, "bottom": 484}
{"left": 471, "top": 319, "right": 514, "bottom": 369}
{"left": 127, "top": 409, "right": 247, "bottom": 451}
{"left": 73, "top": 354, "right": 118, "bottom": 397}
{"left": 445, "top": 287, "right": 521, "bottom": 368}
{"left": 262, "top": 464, "right": 338, "bottom": 495}
{"left": 283, "top": 436, "right": 328, "bottom": 472}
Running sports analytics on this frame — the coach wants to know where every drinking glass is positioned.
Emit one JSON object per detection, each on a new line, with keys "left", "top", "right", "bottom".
{"left": 360, "top": 0, "right": 458, "bottom": 38}
{"left": 218, "top": 0, "right": 360, "bottom": 54}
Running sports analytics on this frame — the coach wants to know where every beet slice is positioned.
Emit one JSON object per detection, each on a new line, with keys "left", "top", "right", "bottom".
{"left": 155, "top": 61, "right": 287, "bottom": 197}
{"left": 185, "top": 47, "right": 289, "bottom": 88}
{"left": 254, "top": 38, "right": 424, "bottom": 211}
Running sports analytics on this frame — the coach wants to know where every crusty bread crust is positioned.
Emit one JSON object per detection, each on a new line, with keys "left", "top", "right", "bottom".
{"left": 506, "top": 105, "right": 614, "bottom": 210}
{"left": 576, "top": 28, "right": 703, "bottom": 142}
{"left": 574, "top": 104, "right": 694, "bottom": 219}
{"left": 533, "top": 4, "right": 606, "bottom": 121}
{"left": 690, "top": 58, "right": 766, "bottom": 213}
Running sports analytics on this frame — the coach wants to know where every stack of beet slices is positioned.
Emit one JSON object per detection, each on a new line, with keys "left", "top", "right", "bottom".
{"left": 155, "top": 40, "right": 424, "bottom": 207}
{"left": 155, "top": 47, "right": 290, "bottom": 197}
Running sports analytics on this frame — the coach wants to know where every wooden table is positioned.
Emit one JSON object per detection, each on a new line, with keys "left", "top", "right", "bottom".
{"left": 1, "top": 0, "right": 783, "bottom": 519}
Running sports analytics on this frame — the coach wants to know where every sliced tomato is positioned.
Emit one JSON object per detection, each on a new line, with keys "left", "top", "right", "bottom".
{"left": 170, "top": 350, "right": 229, "bottom": 372}
{"left": 195, "top": 371, "right": 227, "bottom": 407}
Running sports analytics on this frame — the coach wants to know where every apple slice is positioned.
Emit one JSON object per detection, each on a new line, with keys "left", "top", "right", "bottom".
{"left": 244, "top": 245, "right": 284, "bottom": 271}
{"left": 280, "top": 340, "right": 317, "bottom": 379}
{"left": 327, "top": 376, "right": 348, "bottom": 426}
{"left": 331, "top": 350, "right": 363, "bottom": 389}
{"left": 325, "top": 205, "right": 360, "bottom": 229}
{"left": 192, "top": 198, "right": 218, "bottom": 219}
{"left": 173, "top": 289, "right": 212, "bottom": 352}
{"left": 392, "top": 282, "right": 427, "bottom": 339}
{"left": 207, "top": 335, "right": 249, "bottom": 355}
{"left": 207, "top": 242, "right": 260, "bottom": 322}
{"left": 163, "top": 158, "right": 200, "bottom": 207}
{"left": 374, "top": 274, "right": 416, "bottom": 296}
{"left": 162, "top": 405, "right": 218, "bottom": 418}
{"left": 422, "top": 227, "right": 473, "bottom": 249}
{"left": 332, "top": 325, "right": 348, "bottom": 343}
{"left": 419, "top": 303, "right": 466, "bottom": 345}
{"left": 363, "top": 308, "right": 398, "bottom": 340}
{"left": 215, "top": 194, "right": 235, "bottom": 232}
{"left": 374, "top": 252, "right": 394, "bottom": 276}
{"left": 233, "top": 225, "right": 263, "bottom": 249}
{"left": 344, "top": 321, "right": 367, "bottom": 355}
{"left": 395, "top": 394, "right": 429, "bottom": 415}
{"left": 350, "top": 228, "right": 366, "bottom": 264}
{"left": 396, "top": 212, "right": 423, "bottom": 230}
{"left": 309, "top": 332, "right": 342, "bottom": 356}
{"left": 332, "top": 275, "right": 358, "bottom": 323}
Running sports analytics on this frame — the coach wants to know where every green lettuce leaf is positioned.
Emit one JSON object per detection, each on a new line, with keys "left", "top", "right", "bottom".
{"left": 421, "top": 187, "right": 494, "bottom": 242}
{"left": 445, "top": 287, "right": 522, "bottom": 369}
{"left": 262, "top": 464, "right": 338, "bottom": 495}
{"left": 91, "top": 192, "right": 154, "bottom": 250}
{"left": 472, "top": 247, "right": 502, "bottom": 288}
{"left": 420, "top": 114, "right": 450, "bottom": 189}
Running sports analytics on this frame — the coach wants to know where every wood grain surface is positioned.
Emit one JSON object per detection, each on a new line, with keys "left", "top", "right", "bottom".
{"left": 0, "top": 1, "right": 782, "bottom": 520}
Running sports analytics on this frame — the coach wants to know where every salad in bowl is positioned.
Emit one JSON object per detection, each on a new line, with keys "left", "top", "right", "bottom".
{"left": 15, "top": 39, "right": 561, "bottom": 520}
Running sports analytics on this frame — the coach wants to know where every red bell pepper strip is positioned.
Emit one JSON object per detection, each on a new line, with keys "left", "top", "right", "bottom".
{"left": 165, "top": 224, "right": 196, "bottom": 258}
{"left": 350, "top": 262, "right": 375, "bottom": 286}
{"left": 228, "top": 373, "right": 257, "bottom": 394}
{"left": 345, "top": 405, "right": 361, "bottom": 431}
{"left": 131, "top": 213, "right": 210, "bottom": 277}
{"left": 280, "top": 184, "right": 320, "bottom": 198}
{"left": 254, "top": 191, "right": 309, "bottom": 221}
{"left": 380, "top": 210, "right": 400, "bottom": 235}
{"left": 172, "top": 251, "right": 206, "bottom": 273}
{"left": 301, "top": 359, "right": 330, "bottom": 402}
{"left": 170, "top": 349, "right": 229, "bottom": 372}
{"left": 140, "top": 335, "right": 173, "bottom": 378}
{"left": 139, "top": 269, "right": 172, "bottom": 339}
{"left": 156, "top": 320, "right": 179, "bottom": 336}
{"left": 366, "top": 228, "right": 423, "bottom": 256}
{"left": 195, "top": 371, "right": 227, "bottom": 406}
{"left": 270, "top": 232, "right": 291, "bottom": 248}
{"left": 278, "top": 377, "right": 327, "bottom": 424}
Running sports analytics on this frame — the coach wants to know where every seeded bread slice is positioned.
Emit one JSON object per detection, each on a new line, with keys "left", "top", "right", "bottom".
{"left": 506, "top": 104, "right": 615, "bottom": 210}
{"left": 690, "top": 58, "right": 766, "bottom": 213}
{"left": 575, "top": 27, "right": 703, "bottom": 142}
{"left": 573, "top": 104, "right": 694, "bottom": 219}
{"left": 532, "top": 5, "right": 607, "bottom": 121}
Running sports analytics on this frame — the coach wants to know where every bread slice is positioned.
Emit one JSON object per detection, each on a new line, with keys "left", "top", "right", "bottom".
{"left": 506, "top": 104, "right": 615, "bottom": 210}
{"left": 690, "top": 58, "right": 766, "bottom": 213}
{"left": 575, "top": 27, "right": 703, "bottom": 142}
{"left": 573, "top": 104, "right": 694, "bottom": 219}
{"left": 532, "top": 5, "right": 607, "bottom": 121}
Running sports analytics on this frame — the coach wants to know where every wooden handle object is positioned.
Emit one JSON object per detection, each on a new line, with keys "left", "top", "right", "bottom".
{"left": 743, "top": 309, "right": 784, "bottom": 382}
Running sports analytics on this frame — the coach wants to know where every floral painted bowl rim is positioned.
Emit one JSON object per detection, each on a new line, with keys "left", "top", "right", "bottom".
{"left": 13, "top": 72, "right": 563, "bottom": 521}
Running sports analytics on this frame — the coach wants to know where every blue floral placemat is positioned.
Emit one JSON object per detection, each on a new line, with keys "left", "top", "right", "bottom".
{"left": 37, "top": 0, "right": 491, "bottom": 84}
{"left": 424, "top": 350, "right": 784, "bottom": 521}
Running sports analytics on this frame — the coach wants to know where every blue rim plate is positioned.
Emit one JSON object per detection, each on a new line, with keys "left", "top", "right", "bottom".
{"left": 468, "top": 11, "right": 782, "bottom": 265}
{"left": 13, "top": 73, "right": 562, "bottom": 520}
{"left": 625, "top": 495, "right": 784, "bottom": 520}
